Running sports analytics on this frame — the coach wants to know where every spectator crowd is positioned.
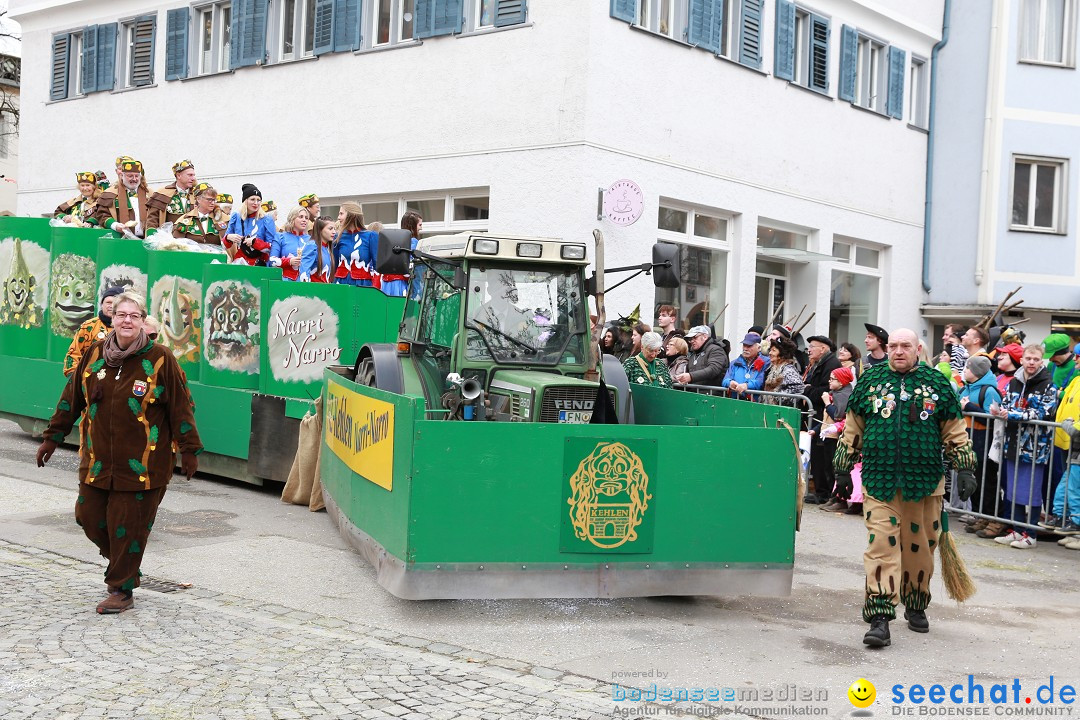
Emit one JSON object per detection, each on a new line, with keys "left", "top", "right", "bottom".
{"left": 605, "top": 309, "right": 1080, "bottom": 552}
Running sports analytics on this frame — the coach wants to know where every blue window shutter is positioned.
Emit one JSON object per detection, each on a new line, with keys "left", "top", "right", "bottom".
{"left": 235, "top": 0, "right": 268, "bottom": 68}
{"left": 314, "top": 0, "right": 335, "bottom": 55}
{"left": 838, "top": 24, "right": 857, "bottom": 102}
{"left": 688, "top": 0, "right": 723, "bottom": 54}
{"left": 96, "top": 23, "right": 117, "bottom": 92}
{"left": 416, "top": 0, "right": 462, "bottom": 38}
{"left": 494, "top": 0, "right": 526, "bottom": 27}
{"left": 887, "top": 46, "right": 906, "bottom": 119}
{"left": 773, "top": 0, "right": 795, "bottom": 80}
{"left": 50, "top": 34, "right": 70, "bottom": 100}
{"left": 165, "top": 8, "right": 189, "bottom": 81}
{"left": 738, "top": 0, "right": 763, "bottom": 68}
{"left": 230, "top": 0, "right": 244, "bottom": 70}
{"left": 610, "top": 0, "right": 636, "bottom": 23}
{"left": 808, "top": 14, "right": 829, "bottom": 92}
{"left": 332, "top": 0, "right": 361, "bottom": 51}
{"left": 81, "top": 25, "right": 98, "bottom": 93}
{"left": 130, "top": 15, "right": 156, "bottom": 87}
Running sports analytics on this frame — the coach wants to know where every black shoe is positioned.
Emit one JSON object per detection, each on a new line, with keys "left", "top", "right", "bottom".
{"left": 844, "top": 502, "right": 863, "bottom": 516}
{"left": 803, "top": 494, "right": 821, "bottom": 505}
{"left": 1054, "top": 521, "right": 1080, "bottom": 536}
{"left": 863, "top": 616, "right": 891, "bottom": 647}
{"left": 1038, "top": 514, "right": 1062, "bottom": 529}
{"left": 904, "top": 608, "right": 929, "bottom": 633}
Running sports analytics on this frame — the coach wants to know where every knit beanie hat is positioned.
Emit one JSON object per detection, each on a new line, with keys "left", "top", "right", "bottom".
{"left": 241, "top": 183, "right": 262, "bottom": 202}
{"left": 966, "top": 355, "right": 992, "bottom": 379}
{"left": 831, "top": 366, "right": 855, "bottom": 386}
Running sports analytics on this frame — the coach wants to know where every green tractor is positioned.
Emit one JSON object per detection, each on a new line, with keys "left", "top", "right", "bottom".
{"left": 353, "top": 230, "right": 679, "bottom": 422}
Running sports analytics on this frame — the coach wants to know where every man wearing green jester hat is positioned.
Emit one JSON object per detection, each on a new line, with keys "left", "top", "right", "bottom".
{"left": 834, "top": 328, "right": 977, "bottom": 648}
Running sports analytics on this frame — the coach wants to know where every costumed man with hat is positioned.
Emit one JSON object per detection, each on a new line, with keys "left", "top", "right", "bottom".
{"left": 145, "top": 160, "right": 197, "bottom": 232}
{"left": 298, "top": 193, "right": 320, "bottom": 220}
{"left": 213, "top": 193, "right": 233, "bottom": 234}
{"left": 804, "top": 335, "right": 842, "bottom": 504}
{"left": 834, "top": 329, "right": 978, "bottom": 647}
{"left": 172, "top": 183, "right": 222, "bottom": 245}
{"left": 1044, "top": 334, "right": 1078, "bottom": 398}
{"left": 63, "top": 286, "right": 124, "bottom": 377}
{"left": 55, "top": 172, "right": 104, "bottom": 227}
{"left": 863, "top": 323, "right": 889, "bottom": 372}
{"left": 93, "top": 158, "right": 151, "bottom": 239}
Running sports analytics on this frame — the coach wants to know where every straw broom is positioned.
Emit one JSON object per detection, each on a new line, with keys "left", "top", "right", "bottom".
{"left": 937, "top": 509, "right": 976, "bottom": 602}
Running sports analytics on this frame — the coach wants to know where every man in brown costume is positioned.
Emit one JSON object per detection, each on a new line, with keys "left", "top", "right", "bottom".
{"left": 146, "top": 159, "right": 197, "bottom": 232}
{"left": 172, "top": 183, "right": 222, "bottom": 245}
{"left": 93, "top": 159, "right": 152, "bottom": 239}
{"left": 37, "top": 291, "right": 202, "bottom": 614}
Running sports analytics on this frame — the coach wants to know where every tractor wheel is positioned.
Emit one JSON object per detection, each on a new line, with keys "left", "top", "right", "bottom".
{"left": 358, "top": 357, "right": 377, "bottom": 388}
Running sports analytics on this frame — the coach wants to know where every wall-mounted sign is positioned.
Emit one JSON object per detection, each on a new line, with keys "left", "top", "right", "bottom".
{"left": 601, "top": 179, "right": 645, "bottom": 227}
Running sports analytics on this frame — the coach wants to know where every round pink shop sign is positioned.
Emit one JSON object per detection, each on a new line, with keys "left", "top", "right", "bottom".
{"left": 602, "top": 179, "right": 644, "bottom": 227}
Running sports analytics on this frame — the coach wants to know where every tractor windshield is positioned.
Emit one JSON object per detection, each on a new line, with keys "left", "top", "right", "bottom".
{"left": 464, "top": 264, "right": 586, "bottom": 365}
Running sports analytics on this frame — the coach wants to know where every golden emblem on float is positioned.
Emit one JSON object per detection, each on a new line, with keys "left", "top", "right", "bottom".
{"left": 567, "top": 442, "right": 652, "bottom": 549}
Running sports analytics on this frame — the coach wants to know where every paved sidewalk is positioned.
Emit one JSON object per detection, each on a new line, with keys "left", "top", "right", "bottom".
{"left": 0, "top": 540, "right": 615, "bottom": 720}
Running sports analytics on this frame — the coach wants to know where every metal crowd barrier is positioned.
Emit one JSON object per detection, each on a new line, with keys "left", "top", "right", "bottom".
{"left": 674, "top": 383, "right": 814, "bottom": 428}
{"left": 945, "top": 411, "right": 1076, "bottom": 534}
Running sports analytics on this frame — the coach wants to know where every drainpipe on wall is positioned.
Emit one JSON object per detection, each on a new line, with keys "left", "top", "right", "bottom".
{"left": 922, "top": 0, "right": 952, "bottom": 293}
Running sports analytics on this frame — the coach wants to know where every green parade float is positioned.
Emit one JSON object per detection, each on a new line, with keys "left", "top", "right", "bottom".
{"left": 0, "top": 217, "right": 804, "bottom": 600}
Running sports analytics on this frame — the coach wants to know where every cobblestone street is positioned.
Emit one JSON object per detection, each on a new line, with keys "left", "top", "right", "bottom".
{"left": 0, "top": 540, "right": 611, "bottom": 720}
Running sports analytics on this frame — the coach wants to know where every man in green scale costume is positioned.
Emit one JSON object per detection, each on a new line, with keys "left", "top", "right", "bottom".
{"left": 834, "top": 329, "right": 977, "bottom": 648}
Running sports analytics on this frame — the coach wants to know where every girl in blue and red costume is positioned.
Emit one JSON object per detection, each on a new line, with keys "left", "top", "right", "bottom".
{"left": 270, "top": 207, "right": 310, "bottom": 281}
{"left": 381, "top": 210, "right": 422, "bottom": 298}
{"left": 333, "top": 201, "right": 379, "bottom": 287}
{"left": 301, "top": 216, "right": 337, "bottom": 283}
{"left": 223, "top": 183, "right": 275, "bottom": 266}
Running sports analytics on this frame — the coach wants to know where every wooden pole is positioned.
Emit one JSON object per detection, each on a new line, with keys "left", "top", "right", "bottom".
{"left": 586, "top": 229, "right": 605, "bottom": 382}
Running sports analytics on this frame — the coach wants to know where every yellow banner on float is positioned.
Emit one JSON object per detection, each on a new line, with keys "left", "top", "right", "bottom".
{"left": 325, "top": 377, "right": 395, "bottom": 490}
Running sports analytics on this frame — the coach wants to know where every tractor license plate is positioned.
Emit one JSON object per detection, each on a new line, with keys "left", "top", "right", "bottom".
{"left": 558, "top": 410, "right": 592, "bottom": 424}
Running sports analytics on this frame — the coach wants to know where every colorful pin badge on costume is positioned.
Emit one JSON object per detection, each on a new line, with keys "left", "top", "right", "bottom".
{"left": 132, "top": 380, "right": 148, "bottom": 397}
{"left": 96, "top": 369, "right": 107, "bottom": 380}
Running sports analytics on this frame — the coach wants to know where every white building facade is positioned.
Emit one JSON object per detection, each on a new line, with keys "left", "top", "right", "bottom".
{"left": 926, "top": 0, "right": 1080, "bottom": 345}
{"left": 14, "top": 0, "right": 944, "bottom": 346}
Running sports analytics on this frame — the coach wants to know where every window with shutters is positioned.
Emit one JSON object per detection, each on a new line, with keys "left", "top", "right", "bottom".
{"left": 789, "top": 7, "right": 828, "bottom": 93}
{"left": 274, "top": 0, "right": 317, "bottom": 60}
{"left": 117, "top": 16, "right": 157, "bottom": 90}
{"left": 1010, "top": 156, "right": 1068, "bottom": 234}
{"left": 474, "top": 0, "right": 495, "bottom": 27}
{"left": 373, "top": 0, "right": 418, "bottom": 45}
{"left": 854, "top": 33, "right": 886, "bottom": 112}
{"left": 50, "top": 31, "right": 85, "bottom": 100}
{"left": 193, "top": 3, "right": 233, "bottom": 75}
{"left": 635, "top": 0, "right": 687, "bottom": 40}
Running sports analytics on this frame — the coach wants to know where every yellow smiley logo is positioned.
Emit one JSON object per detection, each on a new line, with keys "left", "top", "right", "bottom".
{"left": 848, "top": 678, "right": 876, "bottom": 708}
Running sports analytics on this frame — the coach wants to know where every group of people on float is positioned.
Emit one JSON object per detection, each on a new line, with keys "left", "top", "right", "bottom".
{"left": 53, "top": 157, "right": 421, "bottom": 295}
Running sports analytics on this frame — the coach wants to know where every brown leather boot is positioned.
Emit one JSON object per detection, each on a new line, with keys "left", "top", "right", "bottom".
{"left": 976, "top": 521, "right": 1007, "bottom": 539}
{"left": 966, "top": 518, "right": 990, "bottom": 534}
{"left": 96, "top": 591, "right": 134, "bottom": 614}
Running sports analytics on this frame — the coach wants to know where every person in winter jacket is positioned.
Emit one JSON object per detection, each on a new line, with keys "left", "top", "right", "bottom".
{"left": 723, "top": 332, "right": 770, "bottom": 399}
{"left": 763, "top": 335, "right": 805, "bottom": 402}
{"left": 804, "top": 335, "right": 843, "bottom": 504}
{"left": 820, "top": 365, "right": 856, "bottom": 513}
{"left": 958, "top": 355, "right": 1004, "bottom": 531}
{"left": 664, "top": 336, "right": 689, "bottom": 377}
{"left": 674, "top": 325, "right": 728, "bottom": 387}
{"left": 1041, "top": 351, "right": 1080, "bottom": 538}
{"left": 989, "top": 344, "right": 1058, "bottom": 548}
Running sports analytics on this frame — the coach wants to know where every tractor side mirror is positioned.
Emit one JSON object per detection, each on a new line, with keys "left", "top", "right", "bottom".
{"left": 652, "top": 243, "right": 680, "bottom": 288}
{"left": 375, "top": 229, "right": 414, "bottom": 276}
